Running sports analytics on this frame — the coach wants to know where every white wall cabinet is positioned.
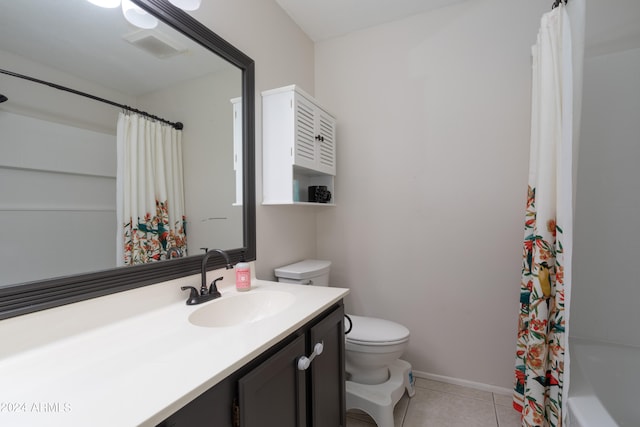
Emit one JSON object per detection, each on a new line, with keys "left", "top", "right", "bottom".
{"left": 231, "top": 97, "right": 243, "bottom": 206}
{"left": 262, "top": 85, "right": 336, "bottom": 205}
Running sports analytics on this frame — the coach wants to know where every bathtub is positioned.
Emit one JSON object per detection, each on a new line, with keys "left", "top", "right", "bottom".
{"left": 567, "top": 338, "right": 640, "bottom": 426}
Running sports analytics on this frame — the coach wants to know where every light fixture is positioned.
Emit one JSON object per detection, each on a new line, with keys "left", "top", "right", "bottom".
{"left": 121, "top": 0, "right": 158, "bottom": 29}
{"left": 86, "top": 0, "right": 198, "bottom": 30}
{"left": 168, "top": 0, "right": 201, "bottom": 11}
{"left": 87, "top": 0, "right": 120, "bottom": 8}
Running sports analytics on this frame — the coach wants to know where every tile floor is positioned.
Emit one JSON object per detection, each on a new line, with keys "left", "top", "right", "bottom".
{"left": 346, "top": 378, "right": 521, "bottom": 427}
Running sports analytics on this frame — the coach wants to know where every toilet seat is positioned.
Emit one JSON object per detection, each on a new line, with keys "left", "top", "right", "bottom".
{"left": 346, "top": 314, "right": 410, "bottom": 345}
{"left": 347, "top": 337, "right": 409, "bottom": 346}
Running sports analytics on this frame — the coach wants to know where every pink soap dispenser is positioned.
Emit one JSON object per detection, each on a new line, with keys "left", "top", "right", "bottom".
{"left": 235, "top": 255, "right": 251, "bottom": 292}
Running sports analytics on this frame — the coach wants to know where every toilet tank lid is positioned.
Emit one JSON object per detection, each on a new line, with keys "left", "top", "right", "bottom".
{"left": 346, "top": 315, "right": 410, "bottom": 344}
{"left": 274, "top": 259, "right": 331, "bottom": 280}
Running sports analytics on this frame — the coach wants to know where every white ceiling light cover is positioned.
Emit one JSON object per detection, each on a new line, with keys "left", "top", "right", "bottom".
{"left": 122, "top": 0, "right": 158, "bottom": 29}
{"left": 168, "top": 0, "right": 201, "bottom": 11}
{"left": 87, "top": 0, "right": 120, "bottom": 8}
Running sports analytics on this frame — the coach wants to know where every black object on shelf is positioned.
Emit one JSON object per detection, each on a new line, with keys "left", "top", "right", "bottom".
{"left": 308, "top": 186, "right": 332, "bottom": 203}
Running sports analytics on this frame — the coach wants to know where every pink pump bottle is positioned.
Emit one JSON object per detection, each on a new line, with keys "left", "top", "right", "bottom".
{"left": 235, "top": 257, "right": 251, "bottom": 292}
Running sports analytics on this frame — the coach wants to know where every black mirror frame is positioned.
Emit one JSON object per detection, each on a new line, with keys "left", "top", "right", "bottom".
{"left": 0, "top": 0, "right": 256, "bottom": 321}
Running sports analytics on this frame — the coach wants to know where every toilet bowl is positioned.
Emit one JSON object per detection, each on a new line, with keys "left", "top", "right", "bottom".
{"left": 274, "top": 260, "right": 416, "bottom": 427}
{"left": 345, "top": 314, "right": 410, "bottom": 385}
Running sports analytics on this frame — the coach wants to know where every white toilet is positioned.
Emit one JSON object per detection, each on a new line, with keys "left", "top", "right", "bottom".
{"left": 274, "top": 259, "right": 415, "bottom": 427}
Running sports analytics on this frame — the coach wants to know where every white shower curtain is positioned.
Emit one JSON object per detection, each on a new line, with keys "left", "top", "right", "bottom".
{"left": 513, "top": 4, "right": 574, "bottom": 427}
{"left": 116, "top": 112, "right": 187, "bottom": 265}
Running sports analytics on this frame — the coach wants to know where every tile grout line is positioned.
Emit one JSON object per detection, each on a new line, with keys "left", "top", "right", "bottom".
{"left": 492, "top": 393, "right": 500, "bottom": 427}
{"left": 399, "top": 394, "right": 410, "bottom": 427}
{"left": 348, "top": 386, "right": 512, "bottom": 427}
{"left": 414, "top": 386, "right": 495, "bottom": 404}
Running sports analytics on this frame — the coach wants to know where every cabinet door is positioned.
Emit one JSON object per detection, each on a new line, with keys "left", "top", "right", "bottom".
{"left": 238, "top": 334, "right": 307, "bottom": 427}
{"left": 294, "top": 95, "right": 319, "bottom": 171}
{"left": 156, "top": 375, "right": 236, "bottom": 427}
{"left": 309, "top": 305, "right": 345, "bottom": 427}
{"left": 294, "top": 94, "right": 337, "bottom": 176}
{"left": 315, "top": 109, "right": 336, "bottom": 176}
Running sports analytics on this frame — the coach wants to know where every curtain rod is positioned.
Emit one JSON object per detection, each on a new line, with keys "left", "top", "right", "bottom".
{"left": 0, "top": 68, "right": 184, "bottom": 130}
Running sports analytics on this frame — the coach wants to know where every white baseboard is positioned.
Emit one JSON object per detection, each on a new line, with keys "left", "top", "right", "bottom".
{"left": 411, "top": 370, "right": 513, "bottom": 396}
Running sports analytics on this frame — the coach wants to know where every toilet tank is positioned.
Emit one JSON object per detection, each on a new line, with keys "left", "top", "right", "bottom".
{"left": 274, "top": 259, "right": 331, "bottom": 286}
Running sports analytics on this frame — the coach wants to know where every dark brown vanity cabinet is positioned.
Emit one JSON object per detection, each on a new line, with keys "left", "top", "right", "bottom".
{"left": 307, "top": 304, "right": 346, "bottom": 427}
{"left": 238, "top": 333, "right": 307, "bottom": 426}
{"left": 157, "top": 301, "right": 345, "bottom": 427}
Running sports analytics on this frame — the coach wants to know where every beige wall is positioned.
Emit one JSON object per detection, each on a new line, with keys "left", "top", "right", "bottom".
{"left": 570, "top": 0, "right": 640, "bottom": 349}
{"left": 314, "top": 0, "right": 548, "bottom": 389}
{"left": 190, "top": 1, "right": 319, "bottom": 278}
{"left": 572, "top": 48, "right": 640, "bottom": 346}
{"left": 138, "top": 68, "right": 244, "bottom": 253}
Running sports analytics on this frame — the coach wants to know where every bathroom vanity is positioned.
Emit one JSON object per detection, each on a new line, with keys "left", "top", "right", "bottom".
{"left": 158, "top": 301, "right": 345, "bottom": 427}
{"left": 0, "top": 271, "right": 349, "bottom": 427}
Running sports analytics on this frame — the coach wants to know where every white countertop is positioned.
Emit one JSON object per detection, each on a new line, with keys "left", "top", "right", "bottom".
{"left": 0, "top": 268, "right": 349, "bottom": 426}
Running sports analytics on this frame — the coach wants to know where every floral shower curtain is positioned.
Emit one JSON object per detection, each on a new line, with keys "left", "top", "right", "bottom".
{"left": 116, "top": 112, "right": 187, "bottom": 265}
{"left": 513, "top": 4, "right": 574, "bottom": 427}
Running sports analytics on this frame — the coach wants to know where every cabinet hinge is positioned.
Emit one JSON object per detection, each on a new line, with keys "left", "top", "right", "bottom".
{"left": 232, "top": 398, "right": 240, "bottom": 427}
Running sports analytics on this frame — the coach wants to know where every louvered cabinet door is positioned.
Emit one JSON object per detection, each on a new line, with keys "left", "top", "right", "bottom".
{"left": 294, "top": 95, "right": 336, "bottom": 176}
{"left": 294, "top": 94, "right": 319, "bottom": 171}
{"left": 315, "top": 109, "right": 336, "bottom": 176}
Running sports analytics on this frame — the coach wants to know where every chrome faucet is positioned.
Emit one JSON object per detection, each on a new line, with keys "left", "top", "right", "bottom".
{"left": 181, "top": 249, "right": 233, "bottom": 305}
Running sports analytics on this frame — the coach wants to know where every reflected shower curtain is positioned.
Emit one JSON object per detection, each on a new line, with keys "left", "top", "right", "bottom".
{"left": 116, "top": 112, "right": 187, "bottom": 265}
{"left": 513, "top": 5, "right": 573, "bottom": 427}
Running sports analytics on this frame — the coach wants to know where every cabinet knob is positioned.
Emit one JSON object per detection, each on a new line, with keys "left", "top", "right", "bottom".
{"left": 297, "top": 341, "right": 324, "bottom": 370}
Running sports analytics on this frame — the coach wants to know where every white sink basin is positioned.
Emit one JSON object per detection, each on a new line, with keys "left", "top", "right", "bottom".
{"left": 188, "top": 290, "right": 296, "bottom": 327}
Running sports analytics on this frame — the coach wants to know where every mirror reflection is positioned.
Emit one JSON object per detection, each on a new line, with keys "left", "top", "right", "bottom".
{"left": 0, "top": 0, "right": 244, "bottom": 287}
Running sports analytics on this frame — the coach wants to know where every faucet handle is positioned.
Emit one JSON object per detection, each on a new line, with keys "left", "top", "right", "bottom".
{"left": 209, "top": 277, "right": 223, "bottom": 297}
{"left": 181, "top": 286, "right": 200, "bottom": 305}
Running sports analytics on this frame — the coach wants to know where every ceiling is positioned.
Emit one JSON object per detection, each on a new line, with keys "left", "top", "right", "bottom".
{"left": 274, "top": 0, "right": 469, "bottom": 42}
{"left": 0, "top": 0, "right": 228, "bottom": 96}
{"left": 3, "top": 0, "right": 639, "bottom": 94}
{"left": 274, "top": 0, "right": 640, "bottom": 54}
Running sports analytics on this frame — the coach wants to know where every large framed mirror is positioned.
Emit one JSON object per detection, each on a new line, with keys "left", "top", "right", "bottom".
{"left": 0, "top": 0, "right": 256, "bottom": 320}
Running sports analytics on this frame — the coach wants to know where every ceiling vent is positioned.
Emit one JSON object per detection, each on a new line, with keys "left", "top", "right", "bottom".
{"left": 123, "top": 29, "right": 187, "bottom": 59}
